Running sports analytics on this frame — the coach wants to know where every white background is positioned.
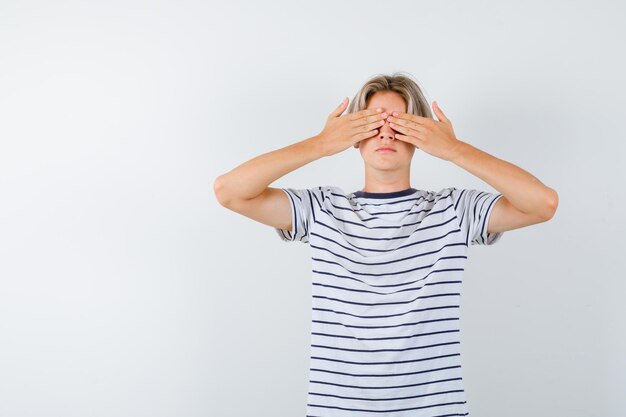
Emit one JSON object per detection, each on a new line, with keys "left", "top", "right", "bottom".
{"left": 1, "top": 1, "right": 624, "bottom": 416}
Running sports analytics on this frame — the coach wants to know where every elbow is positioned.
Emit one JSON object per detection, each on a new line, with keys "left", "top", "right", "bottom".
{"left": 543, "top": 188, "right": 559, "bottom": 220}
{"left": 213, "top": 175, "right": 231, "bottom": 207}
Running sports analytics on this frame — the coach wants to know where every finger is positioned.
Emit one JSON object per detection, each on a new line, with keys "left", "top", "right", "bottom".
{"left": 433, "top": 101, "right": 449, "bottom": 123}
{"left": 391, "top": 111, "right": 430, "bottom": 125}
{"left": 353, "top": 127, "right": 379, "bottom": 141}
{"left": 389, "top": 121, "right": 427, "bottom": 139}
{"left": 348, "top": 107, "right": 381, "bottom": 121}
{"left": 388, "top": 116, "right": 423, "bottom": 132}
{"left": 363, "top": 118, "right": 386, "bottom": 132}
{"left": 388, "top": 122, "right": 411, "bottom": 137}
{"left": 392, "top": 132, "right": 422, "bottom": 148}
{"left": 329, "top": 97, "right": 349, "bottom": 118}
{"left": 353, "top": 119, "right": 385, "bottom": 138}
{"left": 351, "top": 111, "right": 387, "bottom": 129}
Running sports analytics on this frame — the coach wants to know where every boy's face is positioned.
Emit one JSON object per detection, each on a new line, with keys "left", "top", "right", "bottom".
{"left": 355, "top": 91, "right": 415, "bottom": 170}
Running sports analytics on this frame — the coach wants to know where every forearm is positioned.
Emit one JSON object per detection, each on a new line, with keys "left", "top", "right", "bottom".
{"left": 214, "top": 135, "right": 325, "bottom": 204}
{"left": 450, "top": 141, "right": 558, "bottom": 218}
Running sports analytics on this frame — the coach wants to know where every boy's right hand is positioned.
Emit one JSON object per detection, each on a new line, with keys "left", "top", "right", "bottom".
{"left": 316, "top": 98, "right": 388, "bottom": 157}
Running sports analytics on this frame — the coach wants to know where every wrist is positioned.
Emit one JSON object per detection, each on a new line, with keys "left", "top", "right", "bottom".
{"left": 307, "top": 134, "right": 329, "bottom": 159}
{"left": 449, "top": 140, "right": 471, "bottom": 164}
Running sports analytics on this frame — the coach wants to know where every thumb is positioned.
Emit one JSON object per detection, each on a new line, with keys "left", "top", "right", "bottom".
{"left": 329, "top": 97, "right": 348, "bottom": 118}
{"left": 433, "top": 100, "right": 448, "bottom": 123}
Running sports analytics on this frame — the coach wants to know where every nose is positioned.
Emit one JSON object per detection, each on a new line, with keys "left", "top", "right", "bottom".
{"left": 378, "top": 118, "right": 395, "bottom": 141}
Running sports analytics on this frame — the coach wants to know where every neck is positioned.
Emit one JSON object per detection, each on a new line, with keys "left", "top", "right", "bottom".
{"left": 361, "top": 160, "right": 412, "bottom": 193}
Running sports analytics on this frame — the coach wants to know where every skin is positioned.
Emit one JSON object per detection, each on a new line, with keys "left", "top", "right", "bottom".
{"left": 215, "top": 90, "right": 558, "bottom": 236}
{"left": 355, "top": 91, "right": 418, "bottom": 193}
{"left": 367, "top": 94, "right": 559, "bottom": 230}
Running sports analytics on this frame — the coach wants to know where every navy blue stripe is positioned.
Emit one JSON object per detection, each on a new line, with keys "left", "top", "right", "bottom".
{"left": 310, "top": 364, "right": 461, "bottom": 378}
{"left": 312, "top": 329, "right": 460, "bottom": 342}
{"left": 458, "top": 209, "right": 468, "bottom": 246}
{"left": 309, "top": 388, "right": 464, "bottom": 402}
{"left": 452, "top": 188, "right": 464, "bottom": 212}
{"left": 353, "top": 194, "right": 430, "bottom": 207}
{"left": 311, "top": 340, "right": 460, "bottom": 354}
{"left": 352, "top": 193, "right": 450, "bottom": 214}
{"left": 480, "top": 194, "right": 501, "bottom": 243}
{"left": 311, "top": 280, "right": 462, "bottom": 297}
{"left": 311, "top": 227, "right": 463, "bottom": 257}
{"left": 311, "top": 241, "right": 466, "bottom": 269}
{"left": 314, "top": 197, "right": 455, "bottom": 231}
{"left": 328, "top": 194, "right": 428, "bottom": 214}
{"left": 337, "top": 191, "right": 429, "bottom": 207}
{"left": 311, "top": 267, "right": 462, "bottom": 290}
{"left": 283, "top": 188, "right": 299, "bottom": 239}
{"left": 312, "top": 292, "right": 460, "bottom": 307}
{"left": 467, "top": 192, "right": 483, "bottom": 243}
{"left": 275, "top": 186, "right": 499, "bottom": 417}
{"left": 451, "top": 188, "right": 471, "bottom": 247}
{"left": 313, "top": 266, "right": 465, "bottom": 283}
{"left": 307, "top": 401, "right": 468, "bottom": 413}
{"left": 475, "top": 193, "right": 488, "bottom": 244}
{"left": 312, "top": 254, "right": 466, "bottom": 278}
{"left": 313, "top": 316, "right": 459, "bottom": 330}
{"left": 352, "top": 187, "right": 418, "bottom": 199}
{"left": 313, "top": 305, "right": 460, "bottom": 320}
{"left": 309, "top": 376, "right": 462, "bottom": 390}
{"left": 306, "top": 188, "right": 315, "bottom": 227}
{"left": 306, "top": 410, "right": 469, "bottom": 417}
{"left": 310, "top": 352, "right": 461, "bottom": 367}
{"left": 311, "top": 246, "right": 467, "bottom": 280}
{"left": 313, "top": 207, "right": 458, "bottom": 243}
{"left": 307, "top": 411, "right": 468, "bottom": 417}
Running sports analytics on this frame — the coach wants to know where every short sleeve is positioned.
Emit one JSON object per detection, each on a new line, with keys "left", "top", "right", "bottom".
{"left": 449, "top": 187, "right": 504, "bottom": 246}
{"left": 275, "top": 187, "right": 319, "bottom": 243}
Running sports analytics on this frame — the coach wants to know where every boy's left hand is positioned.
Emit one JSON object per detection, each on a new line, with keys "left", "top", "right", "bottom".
{"left": 386, "top": 101, "right": 465, "bottom": 162}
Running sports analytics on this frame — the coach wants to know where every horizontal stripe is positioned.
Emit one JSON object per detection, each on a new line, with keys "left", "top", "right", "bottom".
{"left": 310, "top": 227, "right": 465, "bottom": 255}
{"left": 311, "top": 280, "right": 463, "bottom": 296}
{"left": 311, "top": 340, "right": 461, "bottom": 354}
{"left": 307, "top": 400, "right": 468, "bottom": 413}
{"left": 312, "top": 316, "right": 459, "bottom": 330}
{"left": 310, "top": 364, "right": 462, "bottom": 378}
{"left": 311, "top": 292, "right": 461, "bottom": 307}
{"left": 312, "top": 305, "right": 460, "bottom": 320}
{"left": 309, "top": 376, "right": 463, "bottom": 390}
{"left": 310, "top": 352, "right": 461, "bottom": 366}
{"left": 309, "top": 388, "right": 464, "bottom": 402}
{"left": 312, "top": 329, "right": 460, "bottom": 342}
{"left": 319, "top": 202, "right": 455, "bottom": 229}
{"left": 274, "top": 185, "right": 504, "bottom": 416}
{"left": 310, "top": 240, "right": 466, "bottom": 267}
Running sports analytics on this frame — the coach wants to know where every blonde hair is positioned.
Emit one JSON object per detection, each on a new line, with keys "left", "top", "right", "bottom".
{"left": 347, "top": 72, "right": 432, "bottom": 148}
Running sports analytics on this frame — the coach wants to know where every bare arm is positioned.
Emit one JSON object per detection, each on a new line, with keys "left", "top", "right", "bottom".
{"left": 213, "top": 136, "right": 325, "bottom": 205}
{"left": 213, "top": 136, "right": 326, "bottom": 232}
{"left": 213, "top": 98, "right": 387, "bottom": 232}
{"left": 386, "top": 102, "right": 558, "bottom": 234}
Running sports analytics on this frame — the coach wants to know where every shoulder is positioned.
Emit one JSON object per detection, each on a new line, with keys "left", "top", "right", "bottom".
{"left": 305, "top": 185, "right": 357, "bottom": 211}
{"left": 280, "top": 185, "right": 346, "bottom": 207}
{"left": 427, "top": 187, "right": 456, "bottom": 202}
{"left": 438, "top": 186, "right": 476, "bottom": 202}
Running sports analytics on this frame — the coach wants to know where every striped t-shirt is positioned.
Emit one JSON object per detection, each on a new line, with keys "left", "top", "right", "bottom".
{"left": 275, "top": 185, "right": 504, "bottom": 417}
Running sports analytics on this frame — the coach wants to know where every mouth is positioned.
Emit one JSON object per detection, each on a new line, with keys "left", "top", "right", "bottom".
{"left": 376, "top": 147, "right": 396, "bottom": 152}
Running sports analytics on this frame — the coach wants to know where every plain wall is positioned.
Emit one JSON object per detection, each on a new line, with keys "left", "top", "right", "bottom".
{"left": 0, "top": 1, "right": 624, "bottom": 416}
